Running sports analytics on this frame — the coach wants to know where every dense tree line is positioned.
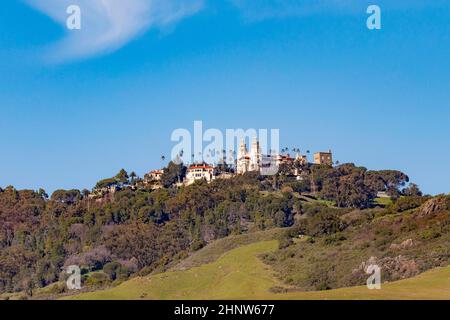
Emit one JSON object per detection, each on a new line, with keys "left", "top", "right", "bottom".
{"left": 0, "top": 173, "right": 299, "bottom": 294}
{"left": 0, "top": 163, "right": 418, "bottom": 295}
{"left": 284, "top": 163, "right": 413, "bottom": 208}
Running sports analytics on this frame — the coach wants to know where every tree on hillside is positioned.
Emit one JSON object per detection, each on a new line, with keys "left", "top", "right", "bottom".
{"left": 365, "top": 170, "right": 409, "bottom": 194}
{"left": 403, "top": 183, "right": 423, "bottom": 197}
{"left": 115, "top": 169, "right": 129, "bottom": 184}
{"left": 95, "top": 178, "right": 117, "bottom": 189}
{"left": 50, "top": 189, "right": 82, "bottom": 204}
{"left": 310, "top": 164, "right": 332, "bottom": 195}
{"left": 130, "top": 172, "right": 137, "bottom": 184}
{"left": 38, "top": 188, "right": 48, "bottom": 200}
{"left": 314, "top": 164, "right": 375, "bottom": 208}
{"left": 81, "top": 189, "right": 90, "bottom": 198}
{"left": 274, "top": 211, "right": 291, "bottom": 227}
{"left": 161, "top": 161, "right": 187, "bottom": 188}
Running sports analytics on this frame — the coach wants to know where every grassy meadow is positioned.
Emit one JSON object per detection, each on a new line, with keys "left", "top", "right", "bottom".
{"left": 68, "top": 240, "right": 450, "bottom": 300}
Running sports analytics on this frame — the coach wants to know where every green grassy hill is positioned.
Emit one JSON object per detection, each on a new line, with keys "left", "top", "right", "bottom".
{"left": 68, "top": 240, "right": 450, "bottom": 300}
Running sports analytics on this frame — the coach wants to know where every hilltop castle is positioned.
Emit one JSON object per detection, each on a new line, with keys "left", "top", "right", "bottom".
{"left": 143, "top": 138, "right": 332, "bottom": 187}
{"left": 91, "top": 139, "right": 334, "bottom": 197}
{"left": 236, "top": 138, "right": 314, "bottom": 175}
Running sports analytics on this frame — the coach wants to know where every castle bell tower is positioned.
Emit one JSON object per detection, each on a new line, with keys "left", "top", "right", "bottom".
{"left": 237, "top": 139, "right": 249, "bottom": 174}
{"left": 250, "top": 138, "right": 261, "bottom": 172}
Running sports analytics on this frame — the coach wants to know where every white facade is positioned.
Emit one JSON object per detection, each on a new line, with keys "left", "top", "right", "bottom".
{"left": 147, "top": 170, "right": 163, "bottom": 181}
{"left": 185, "top": 165, "right": 215, "bottom": 185}
{"left": 237, "top": 139, "right": 310, "bottom": 175}
{"left": 237, "top": 138, "right": 261, "bottom": 174}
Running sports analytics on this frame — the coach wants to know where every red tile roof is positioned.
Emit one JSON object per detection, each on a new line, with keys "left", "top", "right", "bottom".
{"left": 189, "top": 165, "right": 214, "bottom": 170}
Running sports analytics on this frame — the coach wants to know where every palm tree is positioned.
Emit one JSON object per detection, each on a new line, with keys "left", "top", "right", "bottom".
{"left": 130, "top": 171, "right": 137, "bottom": 184}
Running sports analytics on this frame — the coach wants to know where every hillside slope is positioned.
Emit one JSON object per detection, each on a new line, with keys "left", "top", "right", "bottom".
{"left": 69, "top": 240, "right": 450, "bottom": 300}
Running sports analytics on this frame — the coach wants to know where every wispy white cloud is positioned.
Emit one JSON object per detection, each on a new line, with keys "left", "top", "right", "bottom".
{"left": 25, "top": 0, "right": 204, "bottom": 63}
{"left": 25, "top": 0, "right": 441, "bottom": 63}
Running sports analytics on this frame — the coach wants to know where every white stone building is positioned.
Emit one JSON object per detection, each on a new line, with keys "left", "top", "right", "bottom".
{"left": 237, "top": 138, "right": 261, "bottom": 174}
{"left": 237, "top": 138, "right": 310, "bottom": 176}
{"left": 143, "top": 169, "right": 164, "bottom": 190}
{"left": 185, "top": 164, "right": 216, "bottom": 185}
{"left": 146, "top": 170, "right": 163, "bottom": 181}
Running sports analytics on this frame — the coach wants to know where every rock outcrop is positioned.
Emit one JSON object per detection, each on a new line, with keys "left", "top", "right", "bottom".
{"left": 419, "top": 196, "right": 450, "bottom": 217}
{"left": 389, "top": 239, "right": 415, "bottom": 251}
{"left": 354, "top": 255, "right": 420, "bottom": 281}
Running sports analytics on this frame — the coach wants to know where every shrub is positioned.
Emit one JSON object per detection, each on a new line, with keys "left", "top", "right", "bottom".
{"left": 306, "top": 237, "right": 315, "bottom": 244}
{"left": 390, "top": 196, "right": 429, "bottom": 212}
{"left": 421, "top": 229, "right": 441, "bottom": 240}
{"left": 45, "top": 282, "right": 66, "bottom": 295}
{"left": 103, "top": 262, "right": 122, "bottom": 281}
{"left": 269, "top": 286, "right": 288, "bottom": 294}
{"left": 82, "top": 246, "right": 112, "bottom": 271}
{"left": 375, "top": 227, "right": 393, "bottom": 237}
{"left": 307, "top": 212, "right": 347, "bottom": 236}
{"left": 286, "top": 180, "right": 311, "bottom": 193}
{"left": 277, "top": 234, "right": 294, "bottom": 249}
{"left": 85, "top": 272, "right": 110, "bottom": 287}
{"left": 274, "top": 211, "right": 289, "bottom": 227}
{"left": 190, "top": 239, "right": 205, "bottom": 251}
{"left": 324, "top": 233, "right": 347, "bottom": 246}
{"left": 374, "top": 237, "right": 391, "bottom": 248}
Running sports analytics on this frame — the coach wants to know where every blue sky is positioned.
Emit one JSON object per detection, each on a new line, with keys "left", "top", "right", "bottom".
{"left": 0, "top": 0, "right": 449, "bottom": 194}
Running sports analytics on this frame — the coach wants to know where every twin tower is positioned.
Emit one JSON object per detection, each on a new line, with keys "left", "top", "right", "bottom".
{"left": 237, "top": 138, "right": 261, "bottom": 174}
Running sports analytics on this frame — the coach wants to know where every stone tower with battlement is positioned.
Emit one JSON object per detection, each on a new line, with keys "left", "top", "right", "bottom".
{"left": 249, "top": 138, "right": 261, "bottom": 172}
{"left": 237, "top": 138, "right": 261, "bottom": 174}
